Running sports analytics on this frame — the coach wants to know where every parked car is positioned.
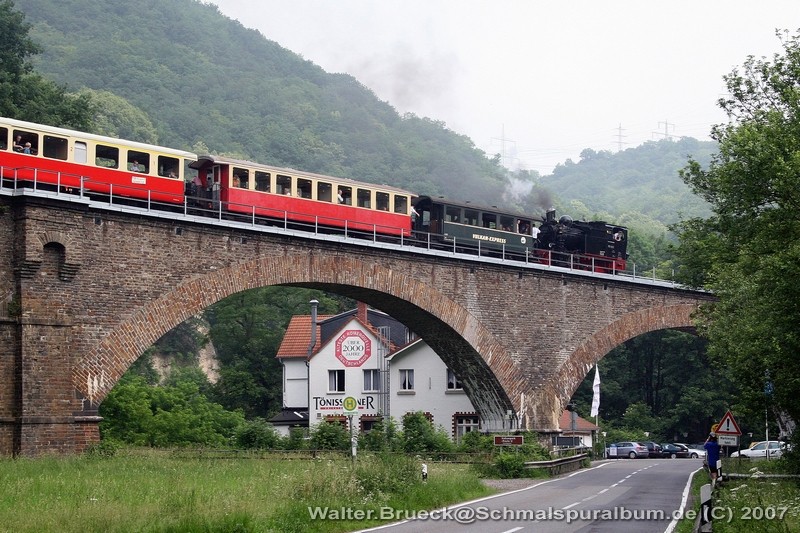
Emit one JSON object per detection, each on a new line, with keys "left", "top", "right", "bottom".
{"left": 730, "top": 440, "right": 786, "bottom": 458}
{"left": 639, "top": 441, "right": 663, "bottom": 457}
{"left": 676, "top": 443, "right": 706, "bottom": 459}
{"left": 607, "top": 441, "right": 649, "bottom": 459}
{"left": 661, "top": 443, "right": 690, "bottom": 458}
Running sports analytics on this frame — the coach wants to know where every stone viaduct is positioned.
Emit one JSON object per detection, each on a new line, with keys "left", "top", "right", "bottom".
{"left": 0, "top": 191, "right": 715, "bottom": 456}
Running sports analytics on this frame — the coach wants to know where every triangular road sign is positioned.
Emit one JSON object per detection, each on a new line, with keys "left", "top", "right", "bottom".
{"left": 715, "top": 410, "right": 742, "bottom": 435}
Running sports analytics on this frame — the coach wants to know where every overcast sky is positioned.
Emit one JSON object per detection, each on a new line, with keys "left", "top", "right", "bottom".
{"left": 211, "top": 1, "right": 797, "bottom": 174}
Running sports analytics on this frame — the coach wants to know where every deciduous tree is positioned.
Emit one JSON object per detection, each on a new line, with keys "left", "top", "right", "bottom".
{"left": 674, "top": 29, "right": 800, "bottom": 431}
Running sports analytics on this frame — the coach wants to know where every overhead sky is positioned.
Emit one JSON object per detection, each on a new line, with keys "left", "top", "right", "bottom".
{"left": 211, "top": 0, "right": 797, "bottom": 174}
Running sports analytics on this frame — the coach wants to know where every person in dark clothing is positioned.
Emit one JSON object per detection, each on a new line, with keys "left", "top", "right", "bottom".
{"left": 704, "top": 433, "right": 721, "bottom": 484}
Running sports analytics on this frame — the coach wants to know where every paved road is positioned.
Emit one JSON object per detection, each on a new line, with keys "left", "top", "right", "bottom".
{"left": 357, "top": 458, "right": 704, "bottom": 533}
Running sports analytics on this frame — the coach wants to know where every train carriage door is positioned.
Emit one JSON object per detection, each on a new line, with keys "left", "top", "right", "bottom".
{"left": 211, "top": 165, "right": 221, "bottom": 206}
{"left": 73, "top": 141, "right": 87, "bottom": 164}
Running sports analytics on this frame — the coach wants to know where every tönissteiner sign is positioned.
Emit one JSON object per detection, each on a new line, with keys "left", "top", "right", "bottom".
{"left": 335, "top": 330, "right": 372, "bottom": 367}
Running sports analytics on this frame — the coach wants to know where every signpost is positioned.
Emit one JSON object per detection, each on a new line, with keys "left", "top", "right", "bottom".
{"left": 715, "top": 410, "right": 742, "bottom": 457}
{"left": 343, "top": 396, "right": 358, "bottom": 462}
{"left": 494, "top": 435, "right": 524, "bottom": 446}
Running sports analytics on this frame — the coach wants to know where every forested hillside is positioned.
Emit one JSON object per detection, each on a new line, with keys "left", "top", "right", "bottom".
{"left": 16, "top": 0, "right": 713, "bottom": 227}
{"left": 2, "top": 0, "right": 742, "bottom": 445}
{"left": 18, "top": 0, "right": 509, "bottom": 205}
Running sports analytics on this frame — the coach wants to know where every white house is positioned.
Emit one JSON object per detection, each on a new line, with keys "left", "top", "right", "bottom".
{"left": 271, "top": 302, "right": 478, "bottom": 442}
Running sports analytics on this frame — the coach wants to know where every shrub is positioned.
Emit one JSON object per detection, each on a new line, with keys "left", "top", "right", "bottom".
{"left": 235, "top": 418, "right": 282, "bottom": 449}
{"left": 310, "top": 421, "right": 350, "bottom": 450}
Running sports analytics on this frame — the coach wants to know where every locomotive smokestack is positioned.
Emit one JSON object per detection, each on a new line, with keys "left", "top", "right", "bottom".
{"left": 546, "top": 208, "right": 556, "bottom": 223}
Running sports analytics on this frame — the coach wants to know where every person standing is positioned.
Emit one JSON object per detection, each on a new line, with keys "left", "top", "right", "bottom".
{"left": 704, "top": 433, "right": 721, "bottom": 485}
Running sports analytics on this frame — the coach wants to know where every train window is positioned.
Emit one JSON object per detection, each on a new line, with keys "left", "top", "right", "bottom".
{"left": 317, "top": 181, "right": 332, "bottom": 202}
{"left": 158, "top": 156, "right": 180, "bottom": 178}
{"left": 43, "top": 135, "right": 68, "bottom": 160}
{"left": 74, "top": 141, "right": 87, "bottom": 164}
{"left": 277, "top": 174, "right": 292, "bottom": 195}
{"left": 445, "top": 206, "right": 461, "bottom": 223}
{"left": 482, "top": 213, "right": 497, "bottom": 229}
{"left": 376, "top": 192, "right": 389, "bottom": 211}
{"left": 394, "top": 195, "right": 408, "bottom": 214}
{"left": 255, "top": 171, "right": 270, "bottom": 192}
{"left": 232, "top": 167, "right": 249, "bottom": 188}
{"left": 357, "top": 188, "right": 371, "bottom": 208}
{"left": 500, "top": 215, "right": 515, "bottom": 232}
{"left": 338, "top": 186, "right": 352, "bottom": 205}
{"left": 464, "top": 209, "right": 479, "bottom": 226}
{"left": 95, "top": 144, "right": 119, "bottom": 168}
{"left": 0, "top": 127, "right": 7, "bottom": 150}
{"left": 128, "top": 150, "right": 149, "bottom": 173}
{"left": 297, "top": 178, "right": 312, "bottom": 199}
{"left": 517, "top": 219, "right": 532, "bottom": 234}
{"left": 12, "top": 130, "right": 37, "bottom": 154}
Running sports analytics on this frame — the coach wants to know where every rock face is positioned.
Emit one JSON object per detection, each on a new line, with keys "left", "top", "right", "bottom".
{"left": 152, "top": 319, "right": 220, "bottom": 384}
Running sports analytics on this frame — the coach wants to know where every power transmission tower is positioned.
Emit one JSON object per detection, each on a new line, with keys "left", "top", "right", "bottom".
{"left": 614, "top": 123, "right": 627, "bottom": 151}
{"left": 491, "top": 124, "right": 516, "bottom": 168}
{"left": 653, "top": 120, "right": 675, "bottom": 140}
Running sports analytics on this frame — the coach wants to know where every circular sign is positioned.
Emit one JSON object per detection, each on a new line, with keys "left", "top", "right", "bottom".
{"left": 335, "top": 330, "right": 372, "bottom": 367}
{"left": 343, "top": 396, "right": 358, "bottom": 413}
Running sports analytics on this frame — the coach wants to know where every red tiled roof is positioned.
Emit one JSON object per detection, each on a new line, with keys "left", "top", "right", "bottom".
{"left": 276, "top": 315, "right": 332, "bottom": 359}
{"left": 559, "top": 411, "right": 600, "bottom": 433}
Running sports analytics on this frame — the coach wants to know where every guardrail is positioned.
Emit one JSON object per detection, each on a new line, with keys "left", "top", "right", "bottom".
{"left": 524, "top": 453, "right": 588, "bottom": 476}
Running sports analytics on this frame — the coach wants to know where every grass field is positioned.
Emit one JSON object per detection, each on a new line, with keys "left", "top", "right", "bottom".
{"left": 0, "top": 449, "right": 495, "bottom": 533}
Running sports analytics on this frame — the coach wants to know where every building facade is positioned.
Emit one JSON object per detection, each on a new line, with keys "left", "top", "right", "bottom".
{"left": 272, "top": 302, "right": 478, "bottom": 441}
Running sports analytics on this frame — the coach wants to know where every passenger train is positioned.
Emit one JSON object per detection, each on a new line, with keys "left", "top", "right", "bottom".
{"left": 0, "top": 116, "right": 628, "bottom": 273}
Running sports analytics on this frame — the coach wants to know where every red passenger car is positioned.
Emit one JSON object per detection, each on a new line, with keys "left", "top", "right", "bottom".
{"left": 0, "top": 116, "right": 195, "bottom": 203}
{"left": 189, "top": 154, "right": 415, "bottom": 237}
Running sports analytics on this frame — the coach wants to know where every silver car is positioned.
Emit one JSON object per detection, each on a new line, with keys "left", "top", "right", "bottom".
{"left": 676, "top": 442, "right": 706, "bottom": 459}
{"left": 607, "top": 441, "right": 649, "bottom": 459}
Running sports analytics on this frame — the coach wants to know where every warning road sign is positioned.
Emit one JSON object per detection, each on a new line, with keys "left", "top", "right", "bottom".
{"left": 715, "top": 410, "right": 742, "bottom": 436}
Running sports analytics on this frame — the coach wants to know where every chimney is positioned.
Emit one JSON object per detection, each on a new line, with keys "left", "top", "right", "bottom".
{"left": 357, "top": 301, "right": 369, "bottom": 324}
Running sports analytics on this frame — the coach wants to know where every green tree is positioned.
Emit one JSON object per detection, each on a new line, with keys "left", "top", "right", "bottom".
{"left": 674, "top": 29, "right": 800, "bottom": 430}
{"left": 0, "top": 1, "right": 91, "bottom": 128}
{"left": 205, "top": 287, "right": 348, "bottom": 419}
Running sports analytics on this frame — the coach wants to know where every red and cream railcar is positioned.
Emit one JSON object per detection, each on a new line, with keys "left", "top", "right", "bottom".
{"left": 0, "top": 116, "right": 196, "bottom": 203}
{"left": 190, "top": 154, "right": 415, "bottom": 236}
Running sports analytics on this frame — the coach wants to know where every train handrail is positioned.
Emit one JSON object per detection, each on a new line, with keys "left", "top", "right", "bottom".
{"left": 0, "top": 169, "right": 681, "bottom": 286}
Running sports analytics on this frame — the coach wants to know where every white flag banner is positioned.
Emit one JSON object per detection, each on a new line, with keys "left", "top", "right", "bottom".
{"left": 590, "top": 365, "right": 600, "bottom": 417}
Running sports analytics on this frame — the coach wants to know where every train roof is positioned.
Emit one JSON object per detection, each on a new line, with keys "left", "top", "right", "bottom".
{"left": 192, "top": 153, "right": 417, "bottom": 196}
{"left": 0, "top": 116, "right": 197, "bottom": 158}
{"left": 414, "top": 194, "right": 542, "bottom": 220}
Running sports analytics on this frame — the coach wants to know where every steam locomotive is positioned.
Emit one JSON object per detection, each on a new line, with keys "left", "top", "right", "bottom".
{"left": 0, "top": 116, "right": 628, "bottom": 273}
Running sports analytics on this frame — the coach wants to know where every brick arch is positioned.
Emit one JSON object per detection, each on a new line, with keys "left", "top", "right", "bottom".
{"left": 540, "top": 303, "right": 701, "bottom": 427}
{"left": 73, "top": 254, "right": 526, "bottom": 421}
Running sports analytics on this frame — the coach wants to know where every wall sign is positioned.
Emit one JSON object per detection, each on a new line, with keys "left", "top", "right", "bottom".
{"left": 335, "top": 330, "right": 372, "bottom": 367}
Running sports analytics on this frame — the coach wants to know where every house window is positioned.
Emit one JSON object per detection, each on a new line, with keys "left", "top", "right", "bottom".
{"left": 399, "top": 369, "right": 414, "bottom": 391}
{"left": 446, "top": 369, "right": 463, "bottom": 390}
{"left": 360, "top": 416, "right": 382, "bottom": 432}
{"left": 328, "top": 369, "right": 345, "bottom": 392}
{"left": 455, "top": 415, "right": 480, "bottom": 444}
{"left": 363, "top": 369, "right": 381, "bottom": 392}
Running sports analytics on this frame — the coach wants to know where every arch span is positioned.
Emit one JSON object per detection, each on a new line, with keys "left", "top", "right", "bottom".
{"left": 73, "top": 254, "right": 525, "bottom": 425}
{"left": 550, "top": 303, "right": 700, "bottom": 420}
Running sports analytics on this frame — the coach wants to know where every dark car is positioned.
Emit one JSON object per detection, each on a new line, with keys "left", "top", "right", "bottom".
{"left": 661, "top": 443, "right": 690, "bottom": 458}
{"left": 639, "top": 441, "right": 663, "bottom": 457}
{"left": 607, "top": 441, "right": 649, "bottom": 459}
